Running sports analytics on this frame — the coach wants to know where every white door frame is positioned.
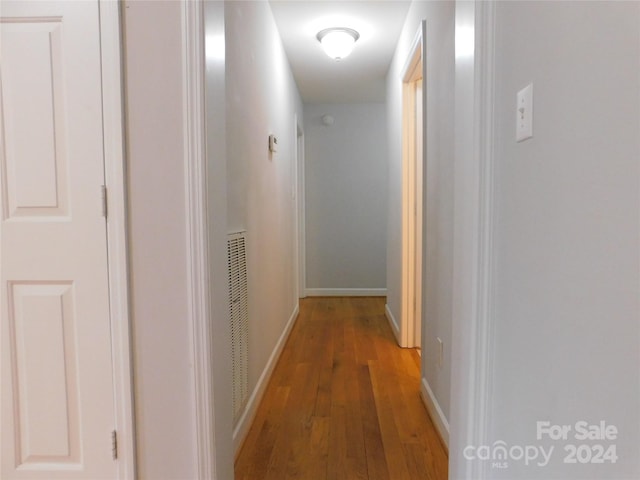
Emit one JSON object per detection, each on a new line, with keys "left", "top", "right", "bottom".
{"left": 449, "top": 1, "right": 496, "bottom": 479}
{"left": 399, "top": 22, "right": 427, "bottom": 349}
{"left": 181, "top": 1, "right": 222, "bottom": 478}
{"left": 296, "top": 120, "right": 306, "bottom": 299}
{"left": 100, "top": 2, "right": 136, "bottom": 478}
{"left": 292, "top": 116, "right": 299, "bottom": 303}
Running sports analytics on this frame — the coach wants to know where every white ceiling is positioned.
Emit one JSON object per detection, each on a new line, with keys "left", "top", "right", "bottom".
{"left": 269, "top": 0, "right": 411, "bottom": 104}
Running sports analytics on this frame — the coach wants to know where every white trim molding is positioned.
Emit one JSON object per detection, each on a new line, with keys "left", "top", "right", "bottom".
{"left": 181, "top": 2, "right": 217, "bottom": 478}
{"left": 296, "top": 121, "right": 306, "bottom": 299}
{"left": 99, "top": 1, "right": 136, "bottom": 478}
{"left": 473, "top": 5, "right": 497, "bottom": 476}
{"left": 385, "top": 303, "right": 401, "bottom": 344}
{"left": 449, "top": 1, "right": 496, "bottom": 479}
{"left": 421, "top": 378, "right": 450, "bottom": 451}
{"left": 305, "top": 288, "right": 387, "bottom": 297}
{"left": 233, "top": 305, "right": 300, "bottom": 455}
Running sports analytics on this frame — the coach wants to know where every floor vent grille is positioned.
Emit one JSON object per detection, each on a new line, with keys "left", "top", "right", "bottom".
{"left": 227, "top": 231, "right": 248, "bottom": 425}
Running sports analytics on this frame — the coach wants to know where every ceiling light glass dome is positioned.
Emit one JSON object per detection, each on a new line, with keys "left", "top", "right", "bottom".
{"left": 316, "top": 27, "right": 360, "bottom": 60}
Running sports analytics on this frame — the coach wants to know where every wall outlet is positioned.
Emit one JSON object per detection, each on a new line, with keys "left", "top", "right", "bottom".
{"left": 437, "top": 337, "right": 443, "bottom": 368}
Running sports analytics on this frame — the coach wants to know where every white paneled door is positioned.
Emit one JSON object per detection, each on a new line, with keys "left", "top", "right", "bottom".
{"left": 1, "top": 1, "right": 120, "bottom": 478}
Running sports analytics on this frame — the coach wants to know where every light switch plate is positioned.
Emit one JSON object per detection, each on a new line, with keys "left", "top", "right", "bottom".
{"left": 516, "top": 83, "right": 533, "bottom": 142}
{"left": 268, "top": 134, "right": 278, "bottom": 153}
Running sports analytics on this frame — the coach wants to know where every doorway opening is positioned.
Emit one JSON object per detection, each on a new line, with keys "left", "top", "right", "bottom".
{"left": 400, "top": 22, "right": 426, "bottom": 349}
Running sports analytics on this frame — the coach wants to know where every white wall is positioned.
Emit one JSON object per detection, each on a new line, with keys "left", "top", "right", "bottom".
{"left": 386, "top": 0, "right": 456, "bottom": 434}
{"left": 225, "top": 0, "right": 304, "bottom": 448}
{"left": 484, "top": 2, "right": 640, "bottom": 478}
{"left": 304, "top": 103, "right": 387, "bottom": 293}
{"left": 122, "top": 2, "right": 197, "bottom": 477}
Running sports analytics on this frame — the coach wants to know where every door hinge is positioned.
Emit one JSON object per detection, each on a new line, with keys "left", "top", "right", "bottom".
{"left": 101, "top": 185, "right": 108, "bottom": 218}
{"left": 111, "top": 430, "right": 118, "bottom": 460}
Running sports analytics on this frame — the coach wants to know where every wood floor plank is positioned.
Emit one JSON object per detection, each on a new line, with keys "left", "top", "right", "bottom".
{"left": 235, "top": 297, "right": 448, "bottom": 480}
{"left": 357, "top": 362, "right": 390, "bottom": 480}
{"left": 340, "top": 302, "right": 369, "bottom": 479}
{"left": 235, "top": 385, "right": 291, "bottom": 480}
{"left": 368, "top": 359, "right": 413, "bottom": 480}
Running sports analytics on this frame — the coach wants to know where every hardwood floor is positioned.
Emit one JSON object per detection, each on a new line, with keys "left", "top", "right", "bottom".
{"left": 234, "top": 297, "right": 448, "bottom": 480}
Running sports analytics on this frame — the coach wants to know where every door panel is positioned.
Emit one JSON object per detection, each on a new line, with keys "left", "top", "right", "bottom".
{"left": 9, "top": 282, "right": 81, "bottom": 465}
{"left": 2, "top": 17, "right": 69, "bottom": 218}
{"left": 1, "top": 2, "right": 118, "bottom": 478}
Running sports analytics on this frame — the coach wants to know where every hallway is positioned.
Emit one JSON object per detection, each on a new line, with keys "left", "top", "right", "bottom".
{"left": 234, "top": 297, "right": 448, "bottom": 480}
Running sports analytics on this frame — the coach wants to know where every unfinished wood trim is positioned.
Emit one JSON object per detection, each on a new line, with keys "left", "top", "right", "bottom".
{"left": 399, "top": 22, "right": 426, "bottom": 349}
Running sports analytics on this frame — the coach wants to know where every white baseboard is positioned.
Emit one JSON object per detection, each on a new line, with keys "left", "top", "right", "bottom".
{"left": 385, "top": 303, "right": 401, "bottom": 345}
{"left": 305, "top": 288, "right": 387, "bottom": 297}
{"left": 232, "top": 304, "right": 299, "bottom": 456}
{"left": 420, "top": 377, "right": 450, "bottom": 452}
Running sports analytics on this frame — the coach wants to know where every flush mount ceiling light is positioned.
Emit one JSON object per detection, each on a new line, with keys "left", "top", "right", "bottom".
{"left": 316, "top": 27, "right": 360, "bottom": 60}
